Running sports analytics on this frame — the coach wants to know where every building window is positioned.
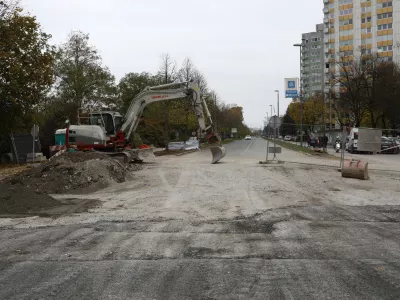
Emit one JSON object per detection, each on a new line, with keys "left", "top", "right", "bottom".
{"left": 378, "top": 12, "right": 393, "bottom": 19}
{"left": 339, "top": 8, "right": 353, "bottom": 16}
{"left": 378, "top": 1, "right": 392, "bottom": 8}
{"left": 378, "top": 24, "right": 392, "bottom": 31}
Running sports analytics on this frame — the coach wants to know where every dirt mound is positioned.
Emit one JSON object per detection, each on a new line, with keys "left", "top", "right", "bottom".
{"left": 0, "top": 184, "right": 59, "bottom": 214}
{"left": 0, "top": 151, "right": 143, "bottom": 216}
{"left": 4, "top": 151, "right": 142, "bottom": 194}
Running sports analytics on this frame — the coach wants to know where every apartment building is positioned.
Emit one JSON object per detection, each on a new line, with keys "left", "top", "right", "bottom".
{"left": 301, "top": 24, "right": 325, "bottom": 99}
{"left": 323, "top": 0, "right": 400, "bottom": 95}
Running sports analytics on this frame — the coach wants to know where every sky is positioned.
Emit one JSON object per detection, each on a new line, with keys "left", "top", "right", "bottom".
{"left": 23, "top": 0, "right": 323, "bottom": 128}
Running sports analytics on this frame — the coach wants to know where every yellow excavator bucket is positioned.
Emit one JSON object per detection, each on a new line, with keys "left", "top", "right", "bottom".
{"left": 210, "top": 146, "right": 226, "bottom": 164}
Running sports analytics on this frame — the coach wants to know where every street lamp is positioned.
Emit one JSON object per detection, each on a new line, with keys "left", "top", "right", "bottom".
{"left": 274, "top": 90, "right": 279, "bottom": 118}
{"left": 274, "top": 90, "right": 279, "bottom": 138}
{"left": 269, "top": 105, "right": 275, "bottom": 138}
{"left": 294, "top": 39, "right": 305, "bottom": 146}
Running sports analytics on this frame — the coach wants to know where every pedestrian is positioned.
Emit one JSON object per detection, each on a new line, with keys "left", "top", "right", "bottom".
{"left": 322, "top": 135, "right": 328, "bottom": 152}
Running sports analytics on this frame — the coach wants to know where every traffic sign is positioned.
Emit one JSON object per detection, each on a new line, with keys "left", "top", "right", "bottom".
{"left": 31, "top": 124, "right": 39, "bottom": 138}
{"left": 269, "top": 116, "right": 281, "bottom": 129}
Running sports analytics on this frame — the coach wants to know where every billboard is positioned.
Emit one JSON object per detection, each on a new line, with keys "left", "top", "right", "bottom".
{"left": 284, "top": 78, "right": 299, "bottom": 98}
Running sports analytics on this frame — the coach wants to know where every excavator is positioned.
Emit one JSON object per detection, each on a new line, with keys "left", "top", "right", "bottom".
{"left": 65, "top": 81, "right": 226, "bottom": 164}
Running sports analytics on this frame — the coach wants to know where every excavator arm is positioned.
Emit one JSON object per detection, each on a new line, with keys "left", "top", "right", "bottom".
{"left": 120, "top": 81, "right": 225, "bottom": 163}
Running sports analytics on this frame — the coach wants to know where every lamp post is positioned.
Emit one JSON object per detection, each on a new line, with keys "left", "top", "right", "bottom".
{"left": 274, "top": 90, "right": 279, "bottom": 138}
{"left": 294, "top": 39, "right": 305, "bottom": 146}
{"left": 214, "top": 93, "right": 217, "bottom": 132}
{"left": 269, "top": 105, "right": 273, "bottom": 137}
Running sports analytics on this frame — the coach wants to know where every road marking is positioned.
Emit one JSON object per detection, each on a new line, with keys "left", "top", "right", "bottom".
{"left": 241, "top": 140, "right": 253, "bottom": 155}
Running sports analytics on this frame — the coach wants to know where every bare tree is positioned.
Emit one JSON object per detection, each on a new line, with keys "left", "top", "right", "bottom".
{"left": 0, "top": 0, "right": 19, "bottom": 20}
{"left": 158, "top": 53, "right": 177, "bottom": 84}
{"left": 329, "top": 51, "right": 370, "bottom": 127}
{"left": 192, "top": 69, "right": 208, "bottom": 94}
{"left": 178, "top": 57, "right": 195, "bottom": 82}
{"left": 158, "top": 53, "right": 177, "bottom": 148}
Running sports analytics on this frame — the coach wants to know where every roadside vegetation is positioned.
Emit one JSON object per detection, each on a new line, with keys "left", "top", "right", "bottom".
{"left": 0, "top": 0, "right": 251, "bottom": 156}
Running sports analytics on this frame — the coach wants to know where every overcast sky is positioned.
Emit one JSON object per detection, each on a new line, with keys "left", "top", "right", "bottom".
{"left": 23, "top": 0, "right": 323, "bottom": 128}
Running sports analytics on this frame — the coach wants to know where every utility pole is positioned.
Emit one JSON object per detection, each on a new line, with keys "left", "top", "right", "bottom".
{"left": 214, "top": 93, "right": 217, "bottom": 132}
{"left": 294, "top": 39, "right": 305, "bottom": 147}
{"left": 274, "top": 90, "right": 280, "bottom": 138}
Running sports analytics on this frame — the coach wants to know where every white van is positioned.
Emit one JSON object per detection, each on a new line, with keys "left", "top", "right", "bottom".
{"left": 348, "top": 127, "right": 382, "bottom": 154}
{"left": 348, "top": 128, "right": 359, "bottom": 153}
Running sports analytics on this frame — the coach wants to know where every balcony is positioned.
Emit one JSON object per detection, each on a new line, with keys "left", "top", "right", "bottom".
{"left": 323, "top": 0, "right": 329, "bottom": 3}
{"left": 324, "top": 17, "right": 329, "bottom": 23}
{"left": 324, "top": 47, "right": 329, "bottom": 53}
{"left": 323, "top": 7, "right": 329, "bottom": 14}
{"left": 324, "top": 27, "right": 329, "bottom": 34}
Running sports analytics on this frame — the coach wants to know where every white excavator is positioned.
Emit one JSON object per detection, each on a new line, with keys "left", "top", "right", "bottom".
{"left": 65, "top": 80, "right": 226, "bottom": 163}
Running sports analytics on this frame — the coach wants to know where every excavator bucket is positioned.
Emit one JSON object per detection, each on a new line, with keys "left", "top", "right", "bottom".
{"left": 210, "top": 146, "right": 226, "bottom": 164}
{"left": 130, "top": 148, "right": 155, "bottom": 162}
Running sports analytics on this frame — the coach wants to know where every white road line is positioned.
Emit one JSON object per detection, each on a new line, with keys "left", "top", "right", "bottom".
{"left": 241, "top": 140, "right": 254, "bottom": 155}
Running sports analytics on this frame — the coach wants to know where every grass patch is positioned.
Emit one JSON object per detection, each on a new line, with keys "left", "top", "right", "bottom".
{"left": 265, "top": 138, "right": 336, "bottom": 158}
{"left": 200, "top": 138, "right": 235, "bottom": 149}
{"left": 221, "top": 138, "right": 235, "bottom": 145}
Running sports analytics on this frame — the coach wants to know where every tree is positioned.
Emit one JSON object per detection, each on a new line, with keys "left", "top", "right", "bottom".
{"left": 52, "top": 31, "right": 117, "bottom": 123}
{"left": 156, "top": 53, "right": 177, "bottom": 148}
{"left": 329, "top": 51, "right": 373, "bottom": 127}
{"left": 376, "top": 62, "right": 400, "bottom": 128}
{"left": 118, "top": 72, "right": 155, "bottom": 113}
{"left": 0, "top": 0, "right": 54, "bottom": 138}
{"left": 280, "top": 109, "right": 295, "bottom": 137}
{"left": 178, "top": 57, "right": 195, "bottom": 82}
{"left": 287, "top": 94, "right": 327, "bottom": 133}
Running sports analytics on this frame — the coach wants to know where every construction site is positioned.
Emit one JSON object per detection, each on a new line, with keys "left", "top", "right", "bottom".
{"left": 1, "top": 136, "right": 400, "bottom": 299}
{"left": 2, "top": 0, "right": 400, "bottom": 297}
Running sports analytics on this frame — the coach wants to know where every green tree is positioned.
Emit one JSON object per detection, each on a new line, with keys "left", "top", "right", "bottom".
{"left": 118, "top": 72, "right": 155, "bottom": 113}
{"left": 0, "top": 0, "right": 54, "bottom": 137}
{"left": 52, "top": 31, "right": 117, "bottom": 123}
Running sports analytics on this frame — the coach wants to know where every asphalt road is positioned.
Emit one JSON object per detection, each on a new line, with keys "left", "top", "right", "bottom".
{"left": 1, "top": 139, "right": 400, "bottom": 300}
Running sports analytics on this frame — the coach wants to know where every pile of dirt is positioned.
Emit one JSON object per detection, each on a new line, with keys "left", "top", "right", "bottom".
{"left": 0, "top": 184, "right": 60, "bottom": 214}
{"left": 3, "top": 151, "right": 142, "bottom": 194}
{"left": 0, "top": 151, "right": 143, "bottom": 216}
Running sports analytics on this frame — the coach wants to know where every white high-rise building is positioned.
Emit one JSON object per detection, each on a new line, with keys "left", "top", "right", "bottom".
{"left": 301, "top": 24, "right": 325, "bottom": 99}
{"left": 323, "top": 0, "right": 400, "bottom": 94}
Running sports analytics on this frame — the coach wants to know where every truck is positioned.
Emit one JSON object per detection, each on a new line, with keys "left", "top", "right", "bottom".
{"left": 347, "top": 127, "right": 382, "bottom": 154}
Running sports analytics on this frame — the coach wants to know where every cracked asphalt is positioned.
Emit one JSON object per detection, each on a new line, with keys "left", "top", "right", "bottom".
{"left": 1, "top": 138, "right": 400, "bottom": 299}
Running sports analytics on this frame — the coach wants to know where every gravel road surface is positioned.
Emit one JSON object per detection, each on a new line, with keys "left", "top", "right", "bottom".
{"left": 1, "top": 138, "right": 400, "bottom": 299}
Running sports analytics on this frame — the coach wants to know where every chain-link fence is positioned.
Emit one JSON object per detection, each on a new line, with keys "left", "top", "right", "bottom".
{"left": 262, "top": 124, "right": 400, "bottom": 171}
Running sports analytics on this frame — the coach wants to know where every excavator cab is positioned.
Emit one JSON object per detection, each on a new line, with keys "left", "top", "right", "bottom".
{"left": 89, "top": 111, "right": 123, "bottom": 136}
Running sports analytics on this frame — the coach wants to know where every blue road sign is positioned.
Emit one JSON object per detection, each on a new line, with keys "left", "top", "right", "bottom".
{"left": 285, "top": 90, "right": 298, "bottom": 98}
{"left": 288, "top": 81, "right": 296, "bottom": 89}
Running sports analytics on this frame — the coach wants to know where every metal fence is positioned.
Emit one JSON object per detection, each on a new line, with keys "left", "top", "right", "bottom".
{"left": 262, "top": 124, "right": 400, "bottom": 172}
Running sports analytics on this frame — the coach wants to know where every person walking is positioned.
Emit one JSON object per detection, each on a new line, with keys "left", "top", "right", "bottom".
{"left": 322, "top": 134, "right": 328, "bottom": 152}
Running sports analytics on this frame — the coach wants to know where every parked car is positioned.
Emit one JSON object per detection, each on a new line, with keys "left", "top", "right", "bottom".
{"left": 381, "top": 137, "right": 399, "bottom": 154}
{"left": 245, "top": 135, "right": 252, "bottom": 140}
{"left": 284, "top": 135, "right": 291, "bottom": 141}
